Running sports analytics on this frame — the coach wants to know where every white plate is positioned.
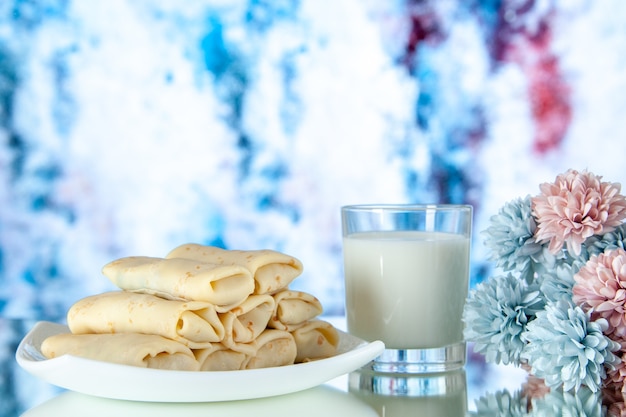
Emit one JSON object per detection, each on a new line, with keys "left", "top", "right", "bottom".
{"left": 16, "top": 321, "right": 385, "bottom": 402}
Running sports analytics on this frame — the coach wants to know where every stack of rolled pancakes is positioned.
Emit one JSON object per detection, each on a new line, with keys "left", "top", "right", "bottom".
{"left": 41, "top": 243, "right": 339, "bottom": 371}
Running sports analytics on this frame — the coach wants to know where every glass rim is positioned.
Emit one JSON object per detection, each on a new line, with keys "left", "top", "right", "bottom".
{"left": 341, "top": 204, "right": 472, "bottom": 212}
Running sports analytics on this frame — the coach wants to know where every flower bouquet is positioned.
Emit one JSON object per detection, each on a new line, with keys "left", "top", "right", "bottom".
{"left": 464, "top": 169, "right": 626, "bottom": 416}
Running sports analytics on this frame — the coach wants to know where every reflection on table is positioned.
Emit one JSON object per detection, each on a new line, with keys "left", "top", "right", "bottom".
{"left": 22, "top": 384, "right": 377, "bottom": 417}
{"left": 349, "top": 368, "right": 468, "bottom": 416}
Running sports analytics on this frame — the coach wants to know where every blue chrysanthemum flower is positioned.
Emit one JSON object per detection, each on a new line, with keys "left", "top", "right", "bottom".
{"left": 528, "top": 385, "right": 603, "bottom": 417}
{"left": 583, "top": 223, "right": 626, "bottom": 260}
{"left": 535, "top": 245, "right": 578, "bottom": 274}
{"left": 537, "top": 261, "right": 581, "bottom": 304}
{"left": 483, "top": 196, "right": 543, "bottom": 282}
{"left": 469, "top": 389, "right": 527, "bottom": 417}
{"left": 520, "top": 299, "right": 621, "bottom": 393}
{"left": 464, "top": 273, "right": 545, "bottom": 365}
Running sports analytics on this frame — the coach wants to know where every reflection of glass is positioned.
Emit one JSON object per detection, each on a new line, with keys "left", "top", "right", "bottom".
{"left": 348, "top": 369, "right": 467, "bottom": 417}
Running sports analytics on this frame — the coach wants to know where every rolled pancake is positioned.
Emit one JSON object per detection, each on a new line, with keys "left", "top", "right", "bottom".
{"left": 220, "top": 294, "right": 275, "bottom": 349}
{"left": 194, "top": 343, "right": 248, "bottom": 371}
{"left": 243, "top": 329, "right": 297, "bottom": 370}
{"left": 268, "top": 290, "right": 323, "bottom": 331}
{"left": 291, "top": 320, "right": 339, "bottom": 363}
{"left": 166, "top": 243, "right": 303, "bottom": 294}
{"left": 67, "top": 291, "right": 225, "bottom": 348}
{"left": 41, "top": 332, "right": 199, "bottom": 371}
{"left": 102, "top": 256, "right": 254, "bottom": 311}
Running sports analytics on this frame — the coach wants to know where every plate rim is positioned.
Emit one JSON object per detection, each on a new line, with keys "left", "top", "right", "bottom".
{"left": 16, "top": 320, "right": 385, "bottom": 402}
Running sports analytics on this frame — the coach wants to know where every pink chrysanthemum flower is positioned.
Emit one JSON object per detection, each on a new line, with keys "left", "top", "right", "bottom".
{"left": 608, "top": 402, "right": 626, "bottom": 417}
{"left": 573, "top": 249, "right": 626, "bottom": 338}
{"left": 605, "top": 345, "right": 626, "bottom": 393}
{"left": 531, "top": 169, "right": 626, "bottom": 256}
{"left": 604, "top": 381, "right": 626, "bottom": 417}
{"left": 522, "top": 373, "right": 551, "bottom": 400}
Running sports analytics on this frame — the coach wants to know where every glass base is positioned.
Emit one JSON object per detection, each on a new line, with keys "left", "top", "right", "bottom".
{"left": 365, "top": 342, "right": 466, "bottom": 374}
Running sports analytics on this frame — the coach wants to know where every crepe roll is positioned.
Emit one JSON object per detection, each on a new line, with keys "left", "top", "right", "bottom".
{"left": 41, "top": 333, "right": 199, "bottom": 371}
{"left": 291, "top": 320, "right": 339, "bottom": 363}
{"left": 102, "top": 256, "right": 254, "bottom": 311}
{"left": 268, "top": 290, "right": 323, "bottom": 331}
{"left": 194, "top": 343, "right": 248, "bottom": 371}
{"left": 166, "top": 243, "right": 303, "bottom": 294}
{"left": 67, "top": 291, "right": 225, "bottom": 348}
{"left": 243, "top": 329, "right": 297, "bottom": 370}
{"left": 220, "top": 295, "right": 275, "bottom": 349}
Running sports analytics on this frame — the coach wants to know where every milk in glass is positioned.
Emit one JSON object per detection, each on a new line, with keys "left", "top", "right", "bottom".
{"left": 343, "top": 230, "right": 470, "bottom": 349}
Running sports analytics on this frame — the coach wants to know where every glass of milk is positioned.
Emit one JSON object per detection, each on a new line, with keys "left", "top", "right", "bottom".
{"left": 341, "top": 204, "right": 472, "bottom": 373}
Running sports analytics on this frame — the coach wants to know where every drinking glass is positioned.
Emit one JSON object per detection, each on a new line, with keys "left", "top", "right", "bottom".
{"left": 342, "top": 204, "right": 472, "bottom": 373}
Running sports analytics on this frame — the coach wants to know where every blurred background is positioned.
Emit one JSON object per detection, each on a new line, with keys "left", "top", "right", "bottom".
{"left": 2, "top": 0, "right": 626, "bottom": 414}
